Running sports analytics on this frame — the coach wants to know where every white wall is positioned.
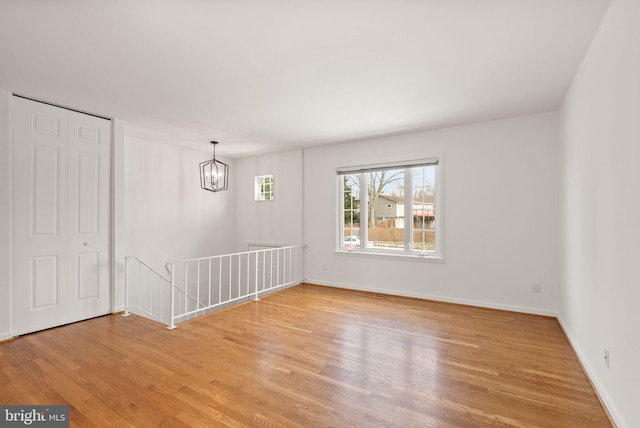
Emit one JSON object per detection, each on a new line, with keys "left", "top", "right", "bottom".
{"left": 234, "top": 150, "right": 304, "bottom": 250}
{"left": 124, "top": 137, "right": 236, "bottom": 274}
{"left": 559, "top": 0, "right": 640, "bottom": 426}
{"left": 304, "top": 112, "right": 560, "bottom": 315}
{"left": 0, "top": 90, "right": 11, "bottom": 339}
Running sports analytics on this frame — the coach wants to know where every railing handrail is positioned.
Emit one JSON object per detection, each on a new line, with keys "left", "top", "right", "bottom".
{"left": 125, "top": 256, "right": 171, "bottom": 282}
{"left": 167, "top": 244, "right": 306, "bottom": 265}
{"left": 124, "top": 256, "right": 205, "bottom": 310}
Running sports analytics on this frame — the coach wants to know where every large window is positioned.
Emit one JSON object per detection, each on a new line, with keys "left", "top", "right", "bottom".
{"left": 338, "top": 158, "right": 442, "bottom": 259}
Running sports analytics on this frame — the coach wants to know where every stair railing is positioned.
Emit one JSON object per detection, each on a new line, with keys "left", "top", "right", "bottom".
{"left": 167, "top": 244, "right": 305, "bottom": 329}
{"left": 122, "top": 256, "right": 209, "bottom": 326}
{"left": 123, "top": 245, "right": 305, "bottom": 330}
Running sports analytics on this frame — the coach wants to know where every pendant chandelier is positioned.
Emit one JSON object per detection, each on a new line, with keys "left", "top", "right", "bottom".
{"left": 199, "top": 141, "right": 229, "bottom": 192}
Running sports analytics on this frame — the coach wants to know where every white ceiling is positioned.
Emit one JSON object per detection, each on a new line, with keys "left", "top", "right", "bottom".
{"left": 0, "top": 0, "right": 611, "bottom": 158}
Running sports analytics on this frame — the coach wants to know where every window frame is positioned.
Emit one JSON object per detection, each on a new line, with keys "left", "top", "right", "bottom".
{"left": 336, "top": 157, "right": 443, "bottom": 261}
{"left": 254, "top": 174, "right": 275, "bottom": 201}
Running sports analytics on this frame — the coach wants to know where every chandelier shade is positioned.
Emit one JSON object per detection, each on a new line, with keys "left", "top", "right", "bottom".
{"left": 200, "top": 141, "right": 229, "bottom": 192}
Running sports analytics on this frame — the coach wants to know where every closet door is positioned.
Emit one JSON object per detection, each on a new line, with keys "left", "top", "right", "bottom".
{"left": 66, "top": 110, "right": 111, "bottom": 322}
{"left": 12, "top": 97, "right": 111, "bottom": 335}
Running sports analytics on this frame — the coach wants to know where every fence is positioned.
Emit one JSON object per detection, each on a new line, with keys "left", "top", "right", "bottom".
{"left": 123, "top": 245, "right": 305, "bottom": 330}
{"left": 368, "top": 228, "right": 435, "bottom": 245}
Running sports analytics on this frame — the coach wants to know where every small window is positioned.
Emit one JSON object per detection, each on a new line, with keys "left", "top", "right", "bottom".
{"left": 255, "top": 175, "right": 274, "bottom": 201}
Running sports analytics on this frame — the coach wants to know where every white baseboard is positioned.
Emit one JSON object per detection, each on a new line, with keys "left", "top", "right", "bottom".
{"left": 557, "top": 315, "right": 624, "bottom": 428}
{"left": 112, "top": 305, "right": 125, "bottom": 313}
{"left": 0, "top": 330, "right": 14, "bottom": 341}
{"left": 305, "top": 278, "right": 558, "bottom": 317}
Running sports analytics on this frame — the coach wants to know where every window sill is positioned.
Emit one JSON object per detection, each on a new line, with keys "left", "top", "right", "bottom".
{"left": 334, "top": 249, "right": 444, "bottom": 263}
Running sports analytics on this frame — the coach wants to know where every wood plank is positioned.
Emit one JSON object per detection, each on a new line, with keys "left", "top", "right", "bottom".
{"left": 0, "top": 284, "right": 612, "bottom": 427}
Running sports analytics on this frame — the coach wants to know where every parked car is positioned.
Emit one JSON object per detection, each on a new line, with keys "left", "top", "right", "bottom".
{"left": 343, "top": 235, "right": 361, "bottom": 248}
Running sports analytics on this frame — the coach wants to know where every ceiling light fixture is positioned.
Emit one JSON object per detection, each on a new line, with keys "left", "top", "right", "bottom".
{"left": 199, "top": 141, "right": 229, "bottom": 192}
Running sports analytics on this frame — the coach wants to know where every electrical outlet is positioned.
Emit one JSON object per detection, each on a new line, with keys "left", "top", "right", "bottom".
{"left": 604, "top": 349, "right": 610, "bottom": 369}
{"left": 531, "top": 282, "right": 541, "bottom": 293}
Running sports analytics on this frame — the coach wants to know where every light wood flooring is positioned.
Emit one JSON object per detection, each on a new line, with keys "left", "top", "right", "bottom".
{"left": 0, "top": 284, "right": 612, "bottom": 427}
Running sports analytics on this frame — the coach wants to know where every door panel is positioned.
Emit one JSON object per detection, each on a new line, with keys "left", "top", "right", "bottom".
{"left": 32, "top": 113, "right": 60, "bottom": 136}
{"left": 12, "top": 96, "right": 111, "bottom": 335}
{"left": 31, "top": 145, "right": 60, "bottom": 236}
{"left": 76, "top": 252, "right": 98, "bottom": 300}
{"left": 77, "top": 124, "right": 100, "bottom": 144}
{"left": 30, "top": 255, "right": 59, "bottom": 309}
{"left": 76, "top": 152, "right": 99, "bottom": 234}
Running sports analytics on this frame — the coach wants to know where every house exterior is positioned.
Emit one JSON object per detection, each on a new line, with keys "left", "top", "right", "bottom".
{"left": 372, "top": 195, "right": 435, "bottom": 229}
{"left": 372, "top": 195, "right": 405, "bottom": 228}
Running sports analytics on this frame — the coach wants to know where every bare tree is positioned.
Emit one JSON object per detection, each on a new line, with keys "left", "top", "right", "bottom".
{"left": 343, "top": 175, "right": 360, "bottom": 226}
{"left": 367, "top": 170, "right": 403, "bottom": 226}
{"left": 413, "top": 187, "right": 435, "bottom": 203}
{"left": 412, "top": 167, "right": 435, "bottom": 203}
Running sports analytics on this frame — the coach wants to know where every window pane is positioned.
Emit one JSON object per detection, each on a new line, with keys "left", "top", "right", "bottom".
{"left": 342, "top": 174, "right": 360, "bottom": 249}
{"left": 412, "top": 165, "right": 436, "bottom": 252}
{"left": 368, "top": 168, "right": 405, "bottom": 251}
{"left": 338, "top": 159, "right": 441, "bottom": 258}
{"left": 255, "top": 175, "right": 274, "bottom": 201}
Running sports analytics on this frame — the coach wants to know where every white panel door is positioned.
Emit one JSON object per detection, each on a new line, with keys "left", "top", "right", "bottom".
{"left": 12, "top": 97, "right": 111, "bottom": 335}
{"left": 67, "top": 110, "right": 111, "bottom": 321}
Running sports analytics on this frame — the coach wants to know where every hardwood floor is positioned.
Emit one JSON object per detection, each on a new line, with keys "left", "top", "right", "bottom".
{"left": 0, "top": 284, "right": 611, "bottom": 427}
